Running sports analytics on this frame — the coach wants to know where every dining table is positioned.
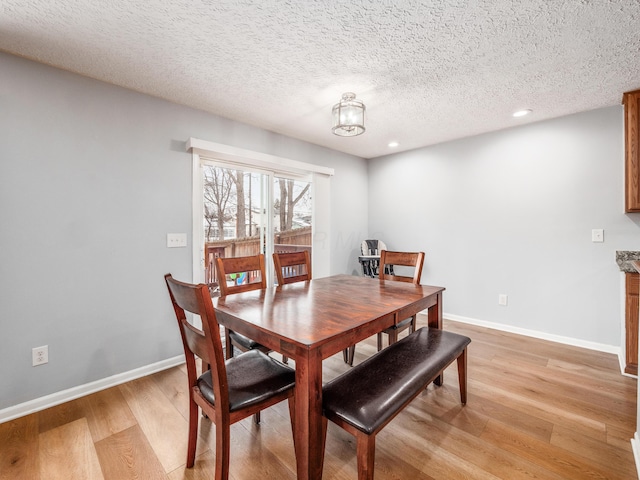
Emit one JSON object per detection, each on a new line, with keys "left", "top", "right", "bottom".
{"left": 212, "top": 273, "right": 445, "bottom": 480}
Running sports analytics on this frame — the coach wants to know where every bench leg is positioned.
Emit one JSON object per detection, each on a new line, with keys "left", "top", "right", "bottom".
{"left": 457, "top": 347, "right": 467, "bottom": 405}
{"left": 355, "top": 431, "right": 376, "bottom": 480}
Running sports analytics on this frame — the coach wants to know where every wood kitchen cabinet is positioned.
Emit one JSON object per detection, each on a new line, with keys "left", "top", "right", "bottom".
{"left": 625, "top": 272, "right": 639, "bottom": 375}
{"left": 624, "top": 89, "right": 640, "bottom": 212}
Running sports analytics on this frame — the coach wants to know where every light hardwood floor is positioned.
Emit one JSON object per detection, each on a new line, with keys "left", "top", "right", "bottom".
{"left": 1, "top": 318, "right": 637, "bottom": 479}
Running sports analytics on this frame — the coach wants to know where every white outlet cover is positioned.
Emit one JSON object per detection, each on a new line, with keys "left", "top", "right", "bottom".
{"left": 32, "top": 345, "right": 48, "bottom": 366}
{"left": 591, "top": 229, "right": 604, "bottom": 243}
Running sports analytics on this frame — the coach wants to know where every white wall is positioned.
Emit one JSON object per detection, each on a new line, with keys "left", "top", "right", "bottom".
{"left": 368, "top": 106, "right": 639, "bottom": 348}
{"left": 0, "top": 52, "right": 368, "bottom": 412}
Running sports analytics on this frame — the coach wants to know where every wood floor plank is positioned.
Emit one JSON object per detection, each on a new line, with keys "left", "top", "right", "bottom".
{"left": 0, "top": 415, "right": 40, "bottom": 480}
{"left": 607, "top": 423, "right": 637, "bottom": 450}
{"left": 442, "top": 320, "right": 620, "bottom": 372}
{"left": 37, "top": 396, "right": 85, "bottom": 434}
{"left": 551, "top": 423, "right": 637, "bottom": 477}
{"left": 467, "top": 340, "right": 549, "bottom": 368}
{"left": 394, "top": 401, "right": 567, "bottom": 480}
{"left": 195, "top": 416, "right": 298, "bottom": 479}
{"left": 94, "top": 424, "right": 168, "bottom": 479}
{"left": 79, "top": 386, "right": 137, "bottom": 443}
{"left": 472, "top": 358, "right": 635, "bottom": 431}
{"left": 268, "top": 399, "right": 359, "bottom": 480}
{"left": 167, "top": 450, "right": 217, "bottom": 480}
{"left": 151, "top": 364, "right": 191, "bottom": 422}
{"left": 375, "top": 418, "right": 501, "bottom": 480}
{"left": 321, "top": 421, "right": 387, "bottom": 480}
{"left": 415, "top": 381, "right": 555, "bottom": 443}
{"left": 38, "top": 418, "right": 104, "bottom": 480}
{"left": 367, "top": 441, "right": 439, "bottom": 480}
{"left": 237, "top": 402, "right": 297, "bottom": 472}
{"left": 486, "top": 353, "right": 637, "bottom": 414}
{"left": 406, "top": 378, "right": 489, "bottom": 437}
{"left": 469, "top": 376, "right": 612, "bottom": 447}
{"left": 481, "top": 419, "right": 629, "bottom": 480}
{"left": 119, "top": 374, "right": 208, "bottom": 473}
{"left": 547, "top": 356, "right": 638, "bottom": 389}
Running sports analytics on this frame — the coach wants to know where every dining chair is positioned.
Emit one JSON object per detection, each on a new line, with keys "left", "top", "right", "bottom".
{"left": 377, "top": 250, "right": 425, "bottom": 349}
{"left": 273, "top": 250, "right": 312, "bottom": 285}
{"left": 345, "top": 249, "right": 425, "bottom": 365}
{"left": 272, "top": 250, "right": 313, "bottom": 364}
{"left": 215, "top": 254, "right": 271, "bottom": 360}
{"left": 164, "top": 274, "right": 296, "bottom": 480}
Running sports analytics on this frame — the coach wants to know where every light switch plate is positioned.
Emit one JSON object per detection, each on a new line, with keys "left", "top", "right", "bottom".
{"left": 167, "top": 233, "right": 187, "bottom": 248}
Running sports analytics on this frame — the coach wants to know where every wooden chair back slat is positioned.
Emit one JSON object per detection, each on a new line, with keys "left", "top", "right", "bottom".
{"left": 379, "top": 250, "right": 424, "bottom": 285}
{"left": 215, "top": 254, "right": 267, "bottom": 296}
{"left": 273, "top": 250, "right": 312, "bottom": 286}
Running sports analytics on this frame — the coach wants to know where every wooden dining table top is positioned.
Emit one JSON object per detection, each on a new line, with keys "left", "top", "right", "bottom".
{"left": 212, "top": 274, "right": 445, "bottom": 358}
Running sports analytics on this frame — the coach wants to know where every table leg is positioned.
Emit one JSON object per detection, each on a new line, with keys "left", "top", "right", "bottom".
{"left": 293, "top": 349, "right": 324, "bottom": 480}
{"left": 428, "top": 291, "right": 444, "bottom": 385}
{"left": 427, "top": 291, "right": 443, "bottom": 330}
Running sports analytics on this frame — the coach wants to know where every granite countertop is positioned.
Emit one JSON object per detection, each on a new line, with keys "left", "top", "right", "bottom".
{"left": 616, "top": 251, "right": 640, "bottom": 272}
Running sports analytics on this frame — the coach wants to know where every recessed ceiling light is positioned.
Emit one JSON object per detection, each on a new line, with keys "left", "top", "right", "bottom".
{"left": 512, "top": 109, "right": 532, "bottom": 118}
{"left": 388, "top": 141, "right": 399, "bottom": 148}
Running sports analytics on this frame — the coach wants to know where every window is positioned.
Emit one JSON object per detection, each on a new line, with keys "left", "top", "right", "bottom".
{"left": 187, "top": 138, "right": 333, "bottom": 286}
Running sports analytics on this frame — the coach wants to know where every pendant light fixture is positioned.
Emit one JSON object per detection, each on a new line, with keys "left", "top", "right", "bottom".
{"left": 332, "top": 92, "right": 365, "bottom": 137}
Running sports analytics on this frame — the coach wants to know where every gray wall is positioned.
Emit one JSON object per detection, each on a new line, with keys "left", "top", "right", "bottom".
{"left": 0, "top": 52, "right": 368, "bottom": 410}
{"left": 2, "top": 49, "right": 635, "bottom": 413}
{"left": 368, "top": 106, "right": 638, "bottom": 347}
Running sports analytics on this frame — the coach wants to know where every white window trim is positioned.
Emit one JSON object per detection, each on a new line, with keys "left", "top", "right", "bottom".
{"left": 186, "top": 137, "right": 334, "bottom": 176}
{"left": 186, "top": 137, "right": 333, "bottom": 283}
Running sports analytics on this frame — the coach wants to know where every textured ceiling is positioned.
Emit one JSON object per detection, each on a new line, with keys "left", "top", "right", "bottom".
{"left": 1, "top": 0, "right": 639, "bottom": 159}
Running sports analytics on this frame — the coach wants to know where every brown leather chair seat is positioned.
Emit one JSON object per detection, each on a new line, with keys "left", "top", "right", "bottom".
{"left": 198, "top": 350, "right": 295, "bottom": 411}
{"left": 227, "top": 330, "right": 264, "bottom": 352}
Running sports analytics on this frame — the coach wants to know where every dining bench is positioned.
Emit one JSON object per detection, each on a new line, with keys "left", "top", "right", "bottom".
{"left": 321, "top": 327, "right": 471, "bottom": 480}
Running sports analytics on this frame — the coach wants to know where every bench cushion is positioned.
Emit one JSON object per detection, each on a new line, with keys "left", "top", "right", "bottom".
{"left": 323, "top": 327, "right": 470, "bottom": 435}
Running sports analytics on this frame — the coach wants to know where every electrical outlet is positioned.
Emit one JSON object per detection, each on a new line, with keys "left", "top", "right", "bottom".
{"left": 32, "top": 345, "right": 48, "bottom": 366}
{"left": 498, "top": 294, "right": 508, "bottom": 306}
{"left": 591, "top": 229, "right": 604, "bottom": 243}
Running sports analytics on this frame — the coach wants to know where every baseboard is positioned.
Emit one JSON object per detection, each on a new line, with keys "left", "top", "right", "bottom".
{"left": 0, "top": 354, "right": 185, "bottom": 424}
{"left": 632, "top": 433, "right": 640, "bottom": 479}
{"left": 431, "top": 312, "right": 621, "bottom": 355}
